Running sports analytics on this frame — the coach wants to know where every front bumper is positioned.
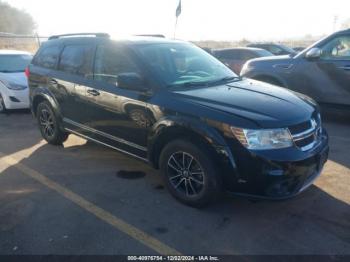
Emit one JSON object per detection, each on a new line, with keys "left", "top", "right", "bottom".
{"left": 1, "top": 87, "right": 29, "bottom": 110}
{"left": 224, "top": 128, "right": 329, "bottom": 200}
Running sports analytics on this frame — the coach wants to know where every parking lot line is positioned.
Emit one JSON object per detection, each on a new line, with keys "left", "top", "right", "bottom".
{"left": 0, "top": 150, "right": 181, "bottom": 255}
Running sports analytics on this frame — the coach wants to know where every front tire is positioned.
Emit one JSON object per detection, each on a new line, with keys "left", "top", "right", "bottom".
{"left": 0, "top": 93, "right": 6, "bottom": 113}
{"left": 159, "top": 139, "right": 222, "bottom": 207}
{"left": 36, "top": 101, "right": 68, "bottom": 145}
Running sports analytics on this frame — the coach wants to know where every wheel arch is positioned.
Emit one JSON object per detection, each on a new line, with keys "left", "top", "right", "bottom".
{"left": 31, "top": 90, "right": 65, "bottom": 132}
{"left": 31, "top": 89, "right": 61, "bottom": 118}
{"left": 147, "top": 117, "right": 235, "bottom": 170}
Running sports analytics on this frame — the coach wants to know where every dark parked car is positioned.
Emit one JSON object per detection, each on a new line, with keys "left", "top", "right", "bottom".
{"left": 247, "top": 43, "right": 297, "bottom": 56}
{"left": 28, "top": 33, "right": 329, "bottom": 207}
{"left": 293, "top": 46, "right": 306, "bottom": 53}
{"left": 241, "top": 29, "right": 350, "bottom": 110}
{"left": 200, "top": 47, "right": 213, "bottom": 55}
{"left": 213, "top": 47, "right": 273, "bottom": 74}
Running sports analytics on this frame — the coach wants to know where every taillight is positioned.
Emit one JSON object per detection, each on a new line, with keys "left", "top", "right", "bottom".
{"left": 25, "top": 67, "right": 30, "bottom": 78}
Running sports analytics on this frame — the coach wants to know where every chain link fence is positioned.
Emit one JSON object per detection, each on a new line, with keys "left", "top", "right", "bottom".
{"left": 1, "top": 32, "right": 322, "bottom": 53}
{"left": 0, "top": 32, "right": 48, "bottom": 53}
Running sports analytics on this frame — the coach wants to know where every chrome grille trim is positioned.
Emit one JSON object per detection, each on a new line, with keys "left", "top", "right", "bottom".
{"left": 289, "top": 117, "right": 321, "bottom": 151}
{"left": 291, "top": 126, "right": 317, "bottom": 140}
{"left": 299, "top": 139, "right": 320, "bottom": 152}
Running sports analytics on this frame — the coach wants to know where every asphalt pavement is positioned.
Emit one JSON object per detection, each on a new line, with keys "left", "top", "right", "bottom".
{"left": 0, "top": 110, "right": 349, "bottom": 255}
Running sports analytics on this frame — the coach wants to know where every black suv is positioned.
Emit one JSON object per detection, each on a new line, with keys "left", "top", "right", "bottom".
{"left": 242, "top": 29, "right": 350, "bottom": 110}
{"left": 247, "top": 43, "right": 297, "bottom": 56}
{"left": 28, "top": 33, "right": 329, "bottom": 207}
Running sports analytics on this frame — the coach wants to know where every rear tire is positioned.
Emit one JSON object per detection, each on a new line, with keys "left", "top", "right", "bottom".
{"left": 159, "top": 139, "right": 222, "bottom": 207}
{"left": 36, "top": 101, "right": 68, "bottom": 145}
{"left": 0, "top": 93, "right": 6, "bottom": 113}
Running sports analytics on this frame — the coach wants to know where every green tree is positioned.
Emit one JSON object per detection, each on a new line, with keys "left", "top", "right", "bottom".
{"left": 0, "top": 1, "right": 36, "bottom": 34}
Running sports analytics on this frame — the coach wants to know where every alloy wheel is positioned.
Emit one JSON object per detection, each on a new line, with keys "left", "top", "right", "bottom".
{"left": 0, "top": 94, "right": 4, "bottom": 112}
{"left": 39, "top": 108, "right": 55, "bottom": 138}
{"left": 167, "top": 151, "right": 205, "bottom": 197}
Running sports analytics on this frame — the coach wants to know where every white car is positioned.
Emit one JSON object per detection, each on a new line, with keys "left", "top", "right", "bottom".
{"left": 0, "top": 50, "right": 32, "bottom": 113}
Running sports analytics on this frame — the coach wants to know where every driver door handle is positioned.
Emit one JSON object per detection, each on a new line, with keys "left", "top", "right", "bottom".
{"left": 87, "top": 89, "right": 100, "bottom": 96}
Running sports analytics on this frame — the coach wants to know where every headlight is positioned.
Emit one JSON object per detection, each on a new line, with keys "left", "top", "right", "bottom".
{"left": 0, "top": 79, "right": 27, "bottom": 90}
{"left": 231, "top": 127, "right": 293, "bottom": 150}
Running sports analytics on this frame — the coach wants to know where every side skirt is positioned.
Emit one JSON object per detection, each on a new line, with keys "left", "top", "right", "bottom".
{"left": 65, "top": 128, "right": 149, "bottom": 163}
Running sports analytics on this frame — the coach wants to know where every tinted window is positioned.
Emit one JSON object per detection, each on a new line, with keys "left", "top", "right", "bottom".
{"left": 33, "top": 45, "right": 61, "bottom": 69}
{"left": 216, "top": 50, "right": 239, "bottom": 59}
{"left": 94, "top": 45, "right": 140, "bottom": 84}
{"left": 265, "top": 45, "right": 284, "bottom": 55}
{"left": 0, "top": 54, "right": 32, "bottom": 72}
{"left": 321, "top": 35, "right": 350, "bottom": 60}
{"left": 240, "top": 50, "right": 256, "bottom": 60}
{"left": 58, "top": 45, "right": 94, "bottom": 77}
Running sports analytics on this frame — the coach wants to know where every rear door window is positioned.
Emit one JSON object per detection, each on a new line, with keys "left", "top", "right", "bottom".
{"left": 58, "top": 44, "right": 95, "bottom": 77}
{"left": 240, "top": 51, "right": 256, "bottom": 60}
{"left": 33, "top": 45, "right": 61, "bottom": 69}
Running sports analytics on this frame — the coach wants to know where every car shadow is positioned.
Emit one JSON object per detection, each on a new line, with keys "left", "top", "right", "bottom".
{"left": 0, "top": 109, "right": 43, "bottom": 157}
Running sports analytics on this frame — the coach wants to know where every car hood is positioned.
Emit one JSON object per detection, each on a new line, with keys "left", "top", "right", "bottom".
{"left": 173, "top": 79, "right": 315, "bottom": 128}
{"left": 0, "top": 72, "right": 27, "bottom": 86}
{"left": 247, "top": 55, "right": 293, "bottom": 65}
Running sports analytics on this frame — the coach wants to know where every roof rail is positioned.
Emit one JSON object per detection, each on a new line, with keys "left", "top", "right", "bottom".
{"left": 134, "top": 34, "right": 165, "bottom": 38}
{"left": 48, "top": 33, "right": 110, "bottom": 40}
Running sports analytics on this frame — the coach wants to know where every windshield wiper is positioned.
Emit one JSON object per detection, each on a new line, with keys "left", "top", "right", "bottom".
{"left": 167, "top": 81, "right": 210, "bottom": 88}
{"left": 209, "top": 76, "right": 241, "bottom": 85}
{"left": 167, "top": 76, "right": 241, "bottom": 89}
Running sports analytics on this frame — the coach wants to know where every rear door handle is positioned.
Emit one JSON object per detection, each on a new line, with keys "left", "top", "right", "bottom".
{"left": 87, "top": 89, "right": 100, "bottom": 96}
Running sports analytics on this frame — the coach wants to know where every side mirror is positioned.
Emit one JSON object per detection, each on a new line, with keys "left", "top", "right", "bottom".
{"left": 116, "top": 73, "right": 148, "bottom": 91}
{"left": 305, "top": 48, "right": 322, "bottom": 60}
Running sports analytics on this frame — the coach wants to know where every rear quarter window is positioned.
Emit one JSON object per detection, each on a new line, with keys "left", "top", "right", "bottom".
{"left": 32, "top": 45, "right": 61, "bottom": 69}
{"left": 58, "top": 44, "right": 95, "bottom": 77}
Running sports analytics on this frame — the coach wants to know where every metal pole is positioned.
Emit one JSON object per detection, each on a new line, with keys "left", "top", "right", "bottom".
{"left": 35, "top": 32, "right": 41, "bottom": 47}
{"left": 174, "top": 16, "right": 178, "bottom": 39}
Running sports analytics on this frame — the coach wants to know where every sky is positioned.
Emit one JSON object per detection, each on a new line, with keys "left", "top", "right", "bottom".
{"left": 4, "top": 0, "right": 350, "bottom": 41}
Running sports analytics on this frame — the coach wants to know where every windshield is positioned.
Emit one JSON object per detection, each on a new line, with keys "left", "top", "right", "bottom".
{"left": 135, "top": 42, "right": 238, "bottom": 87}
{"left": 0, "top": 54, "right": 32, "bottom": 72}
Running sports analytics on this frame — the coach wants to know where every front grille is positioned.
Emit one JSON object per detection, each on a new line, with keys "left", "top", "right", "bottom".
{"left": 288, "top": 114, "right": 322, "bottom": 151}
{"left": 288, "top": 121, "right": 312, "bottom": 134}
